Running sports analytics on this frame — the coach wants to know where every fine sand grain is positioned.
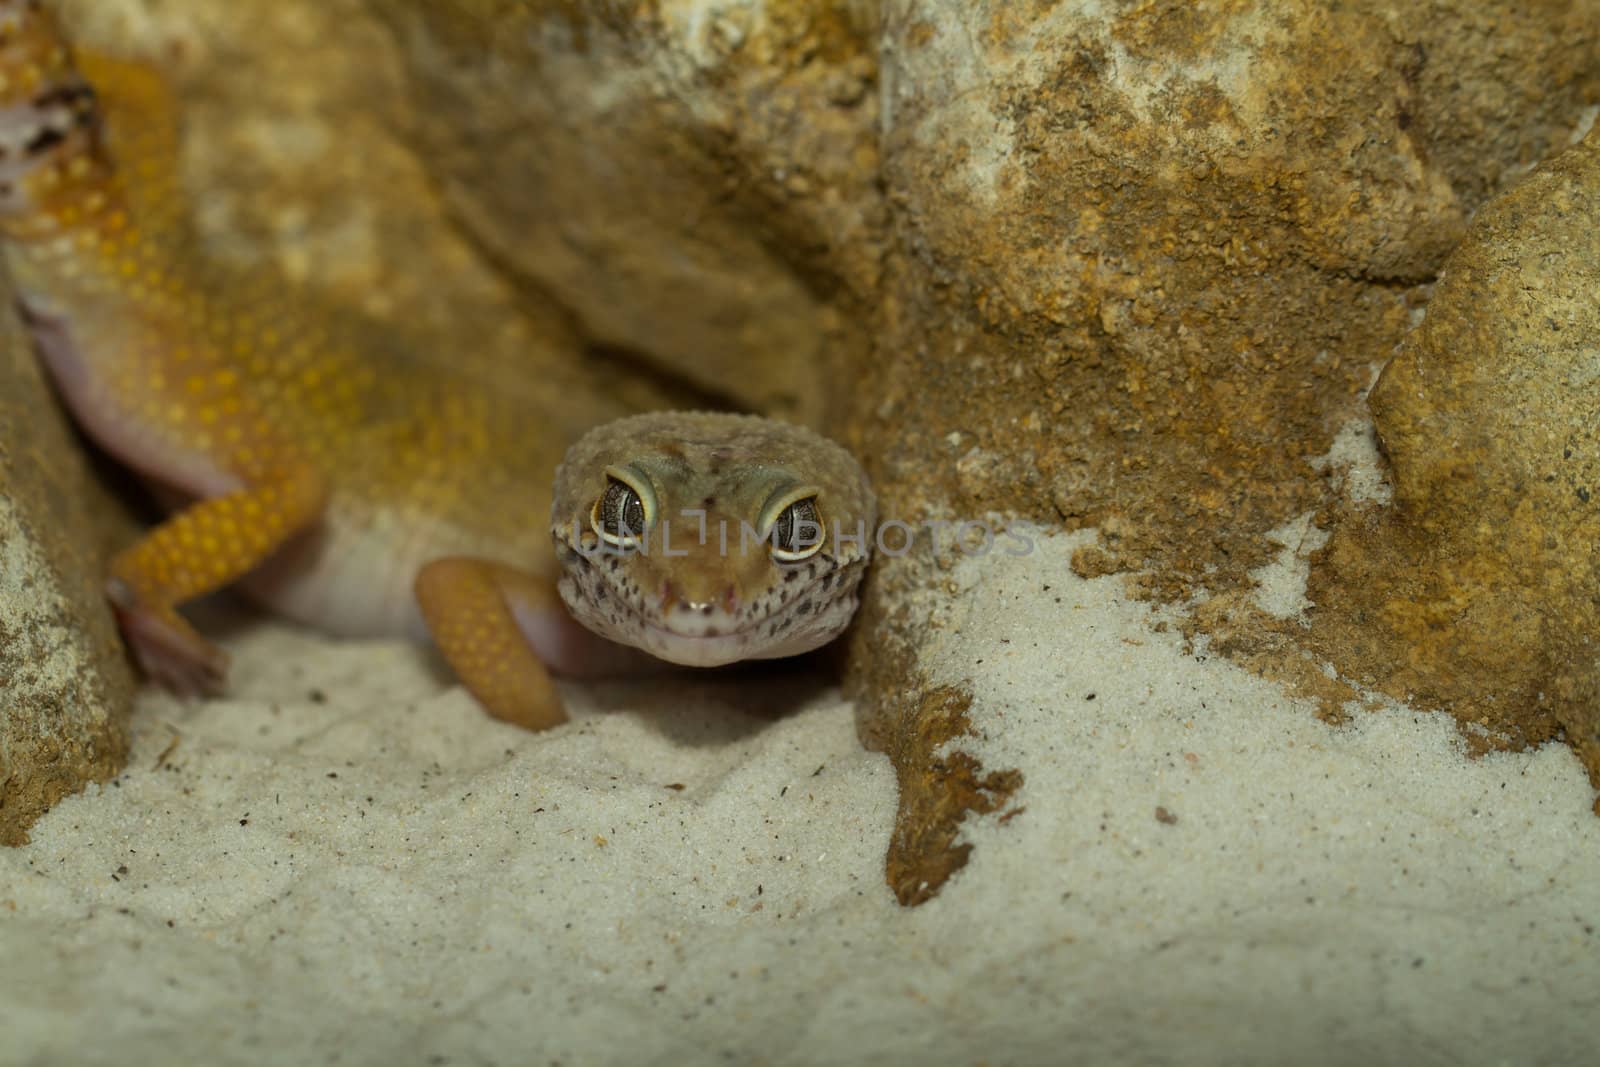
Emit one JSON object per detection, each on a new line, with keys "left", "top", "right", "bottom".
{"left": 1, "top": 532, "right": 1596, "bottom": 1066}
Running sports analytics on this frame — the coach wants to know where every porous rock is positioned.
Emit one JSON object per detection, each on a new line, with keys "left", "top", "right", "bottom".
{"left": 366, "top": 0, "right": 885, "bottom": 424}
{"left": 0, "top": 287, "right": 132, "bottom": 845}
{"left": 844, "top": 0, "right": 1600, "bottom": 899}
{"left": 1307, "top": 129, "right": 1600, "bottom": 811}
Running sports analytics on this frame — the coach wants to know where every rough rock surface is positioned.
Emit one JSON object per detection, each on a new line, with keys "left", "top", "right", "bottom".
{"left": 856, "top": 0, "right": 1598, "bottom": 583}
{"left": 0, "top": 290, "right": 132, "bottom": 845}
{"left": 366, "top": 0, "right": 885, "bottom": 423}
{"left": 845, "top": 0, "right": 1600, "bottom": 899}
{"left": 1307, "top": 130, "right": 1600, "bottom": 810}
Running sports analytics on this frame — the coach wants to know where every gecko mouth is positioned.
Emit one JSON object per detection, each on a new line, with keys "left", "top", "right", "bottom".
{"left": 555, "top": 557, "right": 854, "bottom": 668}
{"left": 590, "top": 590, "right": 811, "bottom": 668}
{"left": 634, "top": 609, "right": 850, "bottom": 668}
{"left": 634, "top": 621, "right": 767, "bottom": 668}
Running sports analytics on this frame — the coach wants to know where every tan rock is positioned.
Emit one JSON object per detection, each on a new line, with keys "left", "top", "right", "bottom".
{"left": 365, "top": 0, "right": 884, "bottom": 423}
{"left": 1308, "top": 130, "right": 1600, "bottom": 810}
{"left": 860, "top": 0, "right": 1597, "bottom": 577}
{"left": 846, "top": 1, "right": 1600, "bottom": 898}
{"left": 0, "top": 292, "right": 132, "bottom": 845}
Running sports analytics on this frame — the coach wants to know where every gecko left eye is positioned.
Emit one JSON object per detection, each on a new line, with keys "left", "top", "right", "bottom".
{"left": 766, "top": 495, "right": 825, "bottom": 562}
{"left": 591, "top": 471, "right": 654, "bottom": 549}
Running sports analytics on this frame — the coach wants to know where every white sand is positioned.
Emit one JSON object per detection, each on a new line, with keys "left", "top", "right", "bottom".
{"left": 2, "top": 532, "right": 1597, "bottom": 1065}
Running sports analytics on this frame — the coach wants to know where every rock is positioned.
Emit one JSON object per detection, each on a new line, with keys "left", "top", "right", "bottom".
{"left": 873, "top": 683, "right": 1025, "bottom": 907}
{"left": 0, "top": 291, "right": 133, "bottom": 845}
{"left": 859, "top": 0, "right": 1598, "bottom": 585}
{"left": 845, "top": 0, "right": 1600, "bottom": 898}
{"left": 365, "top": 1, "right": 885, "bottom": 424}
{"left": 1307, "top": 129, "right": 1600, "bottom": 810}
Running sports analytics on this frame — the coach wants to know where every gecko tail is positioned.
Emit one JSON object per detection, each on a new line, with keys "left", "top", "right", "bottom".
{"left": 0, "top": 0, "right": 107, "bottom": 226}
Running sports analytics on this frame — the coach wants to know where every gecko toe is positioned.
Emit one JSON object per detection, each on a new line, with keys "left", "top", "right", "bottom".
{"left": 111, "top": 599, "right": 231, "bottom": 699}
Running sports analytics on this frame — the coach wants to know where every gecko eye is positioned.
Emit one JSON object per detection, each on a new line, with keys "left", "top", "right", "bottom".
{"left": 764, "top": 492, "right": 825, "bottom": 563}
{"left": 591, "top": 471, "right": 654, "bottom": 549}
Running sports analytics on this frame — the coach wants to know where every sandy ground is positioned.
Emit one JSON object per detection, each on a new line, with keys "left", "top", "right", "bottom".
{"left": 1, "top": 525, "right": 1597, "bottom": 1066}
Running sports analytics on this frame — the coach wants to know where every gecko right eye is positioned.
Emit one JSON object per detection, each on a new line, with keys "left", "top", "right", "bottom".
{"left": 591, "top": 472, "right": 653, "bottom": 549}
{"left": 758, "top": 484, "right": 826, "bottom": 563}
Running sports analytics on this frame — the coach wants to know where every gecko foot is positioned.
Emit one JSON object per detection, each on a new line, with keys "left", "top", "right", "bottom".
{"left": 106, "top": 579, "right": 230, "bottom": 698}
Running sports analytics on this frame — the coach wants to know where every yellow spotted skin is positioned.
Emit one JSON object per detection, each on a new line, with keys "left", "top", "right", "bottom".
{"left": 415, "top": 559, "right": 564, "bottom": 730}
{"left": 0, "top": 4, "right": 594, "bottom": 727}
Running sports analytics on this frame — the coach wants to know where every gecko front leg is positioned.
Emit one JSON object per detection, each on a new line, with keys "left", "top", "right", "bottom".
{"left": 414, "top": 559, "right": 569, "bottom": 730}
{"left": 106, "top": 462, "right": 328, "bottom": 695}
{"left": 414, "top": 558, "right": 670, "bottom": 730}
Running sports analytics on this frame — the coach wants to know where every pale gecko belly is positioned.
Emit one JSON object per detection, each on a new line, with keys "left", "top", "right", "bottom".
{"left": 23, "top": 302, "right": 243, "bottom": 499}
{"left": 237, "top": 498, "right": 550, "bottom": 645}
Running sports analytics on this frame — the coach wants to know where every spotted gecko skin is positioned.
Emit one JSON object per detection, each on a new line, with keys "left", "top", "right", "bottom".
{"left": 0, "top": 2, "right": 874, "bottom": 730}
{"left": 551, "top": 411, "right": 875, "bottom": 669}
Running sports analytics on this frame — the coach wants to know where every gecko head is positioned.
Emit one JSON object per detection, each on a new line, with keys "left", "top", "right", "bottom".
{"left": 0, "top": 1, "right": 108, "bottom": 230}
{"left": 550, "top": 412, "right": 876, "bottom": 667}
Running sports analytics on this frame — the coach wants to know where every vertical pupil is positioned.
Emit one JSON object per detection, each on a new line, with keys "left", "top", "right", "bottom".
{"left": 776, "top": 499, "right": 819, "bottom": 551}
{"left": 602, "top": 481, "right": 645, "bottom": 537}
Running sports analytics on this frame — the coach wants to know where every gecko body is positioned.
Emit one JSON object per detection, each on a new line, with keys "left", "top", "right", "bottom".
{"left": 0, "top": 2, "right": 873, "bottom": 729}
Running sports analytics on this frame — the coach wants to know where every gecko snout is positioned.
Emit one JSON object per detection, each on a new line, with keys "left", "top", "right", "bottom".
{"left": 659, "top": 580, "right": 739, "bottom": 622}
